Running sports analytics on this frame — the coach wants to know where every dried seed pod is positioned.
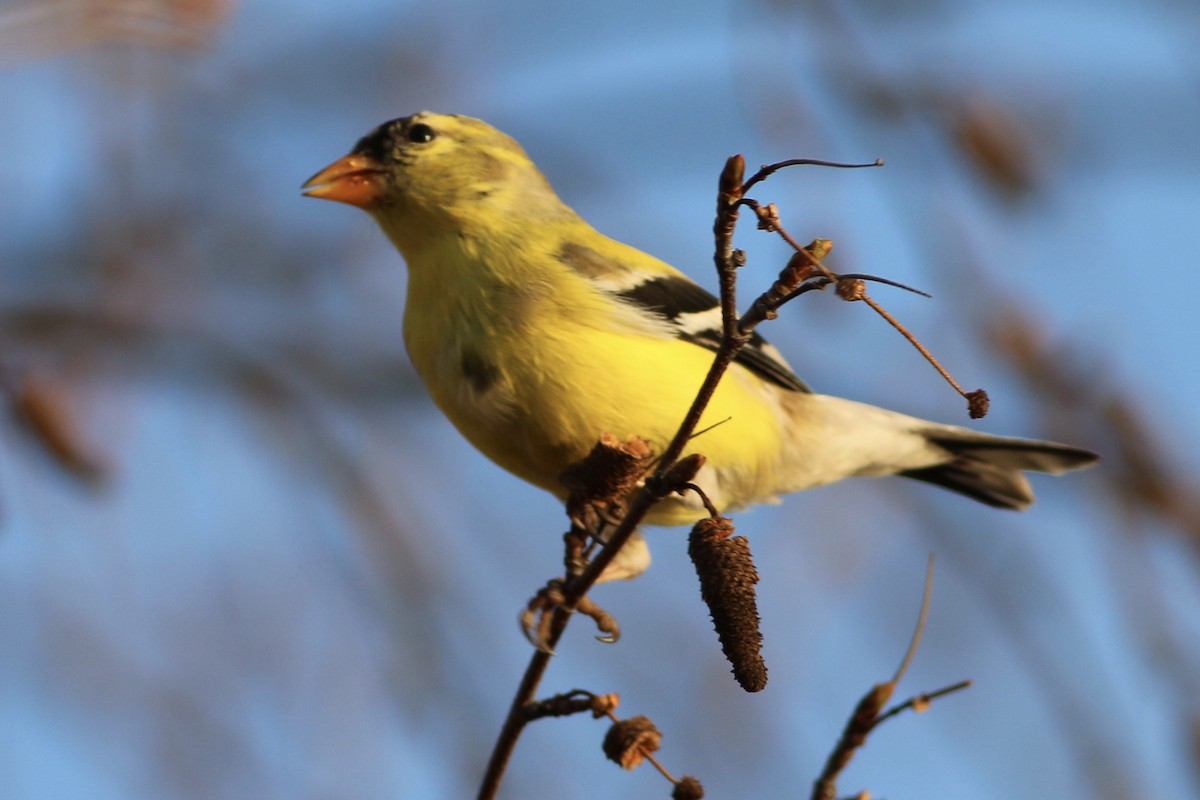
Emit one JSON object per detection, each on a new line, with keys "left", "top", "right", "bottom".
{"left": 966, "top": 388, "right": 990, "bottom": 419}
{"left": 673, "top": 775, "right": 705, "bottom": 799}
{"left": 602, "top": 715, "right": 662, "bottom": 770}
{"left": 560, "top": 433, "right": 652, "bottom": 524}
{"left": 688, "top": 517, "right": 767, "bottom": 692}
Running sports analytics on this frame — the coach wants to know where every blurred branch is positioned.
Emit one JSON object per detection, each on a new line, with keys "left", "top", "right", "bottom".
{"left": 743, "top": 4, "right": 1199, "bottom": 795}
{"left": 0, "top": 304, "right": 421, "bottom": 404}
{"left": 3, "top": 367, "right": 107, "bottom": 483}
{"left": 986, "top": 308, "right": 1200, "bottom": 548}
{"left": 0, "top": 0, "right": 235, "bottom": 62}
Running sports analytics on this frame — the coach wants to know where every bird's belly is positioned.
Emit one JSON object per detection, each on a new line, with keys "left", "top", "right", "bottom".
{"left": 410, "top": 321, "right": 788, "bottom": 522}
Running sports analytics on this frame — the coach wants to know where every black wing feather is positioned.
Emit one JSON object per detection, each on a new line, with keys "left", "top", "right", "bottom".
{"left": 617, "top": 276, "right": 810, "bottom": 393}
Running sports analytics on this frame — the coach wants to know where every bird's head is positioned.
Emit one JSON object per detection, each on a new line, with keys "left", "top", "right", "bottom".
{"left": 303, "top": 112, "right": 568, "bottom": 252}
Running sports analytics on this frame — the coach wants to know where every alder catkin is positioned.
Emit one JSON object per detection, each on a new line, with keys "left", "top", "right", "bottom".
{"left": 688, "top": 516, "right": 767, "bottom": 692}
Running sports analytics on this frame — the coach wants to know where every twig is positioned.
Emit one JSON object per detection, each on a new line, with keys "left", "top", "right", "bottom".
{"left": 840, "top": 283, "right": 990, "bottom": 419}
{"left": 738, "top": 188, "right": 990, "bottom": 420}
{"left": 892, "top": 552, "right": 936, "bottom": 684}
{"left": 875, "top": 679, "right": 974, "bottom": 726}
{"left": 740, "top": 157, "right": 883, "bottom": 196}
{"left": 522, "top": 690, "right": 619, "bottom": 722}
{"left": 809, "top": 556, "right": 971, "bottom": 800}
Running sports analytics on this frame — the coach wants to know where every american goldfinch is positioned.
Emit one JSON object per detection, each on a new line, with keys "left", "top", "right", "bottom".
{"left": 303, "top": 112, "right": 1096, "bottom": 579}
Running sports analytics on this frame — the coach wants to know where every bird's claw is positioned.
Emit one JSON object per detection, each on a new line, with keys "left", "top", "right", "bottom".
{"left": 520, "top": 578, "right": 621, "bottom": 651}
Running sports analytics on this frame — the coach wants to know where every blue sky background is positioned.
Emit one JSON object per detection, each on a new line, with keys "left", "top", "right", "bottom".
{"left": 1, "top": 1, "right": 1199, "bottom": 798}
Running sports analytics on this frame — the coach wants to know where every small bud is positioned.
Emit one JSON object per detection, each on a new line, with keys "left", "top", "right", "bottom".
{"left": 779, "top": 250, "right": 817, "bottom": 289}
{"left": 755, "top": 202, "right": 780, "bottom": 232}
{"left": 850, "top": 682, "right": 896, "bottom": 732}
{"left": 966, "top": 389, "right": 990, "bottom": 419}
{"left": 590, "top": 693, "right": 620, "bottom": 718}
{"left": 656, "top": 453, "right": 706, "bottom": 497}
{"left": 777, "top": 240, "right": 834, "bottom": 294}
{"left": 806, "top": 238, "right": 833, "bottom": 261}
{"left": 603, "top": 715, "right": 662, "bottom": 770}
{"left": 673, "top": 775, "right": 706, "bottom": 799}
{"left": 719, "top": 155, "right": 745, "bottom": 201}
{"left": 836, "top": 278, "right": 867, "bottom": 302}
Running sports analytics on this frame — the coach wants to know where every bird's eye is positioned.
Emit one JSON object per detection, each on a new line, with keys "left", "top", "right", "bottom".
{"left": 406, "top": 123, "right": 436, "bottom": 143}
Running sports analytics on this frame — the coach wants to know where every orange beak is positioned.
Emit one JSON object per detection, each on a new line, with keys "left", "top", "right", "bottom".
{"left": 301, "top": 154, "right": 386, "bottom": 208}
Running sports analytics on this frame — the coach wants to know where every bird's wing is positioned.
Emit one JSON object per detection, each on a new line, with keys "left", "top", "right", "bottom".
{"left": 558, "top": 240, "right": 811, "bottom": 393}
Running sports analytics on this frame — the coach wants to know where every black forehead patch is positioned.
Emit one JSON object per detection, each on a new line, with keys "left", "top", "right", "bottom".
{"left": 351, "top": 116, "right": 416, "bottom": 162}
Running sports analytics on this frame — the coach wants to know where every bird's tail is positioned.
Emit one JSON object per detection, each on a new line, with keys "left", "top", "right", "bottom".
{"left": 771, "top": 393, "right": 1098, "bottom": 511}
{"left": 899, "top": 428, "right": 1098, "bottom": 510}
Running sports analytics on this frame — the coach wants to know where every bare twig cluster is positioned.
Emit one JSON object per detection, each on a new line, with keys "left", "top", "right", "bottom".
{"left": 477, "top": 154, "right": 982, "bottom": 799}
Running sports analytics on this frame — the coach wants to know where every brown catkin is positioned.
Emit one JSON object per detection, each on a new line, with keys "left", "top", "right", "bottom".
{"left": 688, "top": 517, "right": 767, "bottom": 692}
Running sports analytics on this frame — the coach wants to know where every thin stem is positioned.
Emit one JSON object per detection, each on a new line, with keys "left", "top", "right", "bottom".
{"left": 892, "top": 553, "right": 935, "bottom": 684}
{"left": 742, "top": 157, "right": 882, "bottom": 195}
{"left": 875, "top": 680, "right": 974, "bottom": 727}
{"left": 857, "top": 293, "right": 976, "bottom": 402}
{"left": 476, "top": 622, "right": 564, "bottom": 799}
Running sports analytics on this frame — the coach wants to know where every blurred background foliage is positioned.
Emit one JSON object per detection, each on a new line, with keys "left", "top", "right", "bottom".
{"left": 1, "top": 1, "right": 1198, "bottom": 798}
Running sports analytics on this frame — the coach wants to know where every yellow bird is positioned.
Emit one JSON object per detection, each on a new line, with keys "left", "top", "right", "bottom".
{"left": 303, "top": 112, "right": 1096, "bottom": 579}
